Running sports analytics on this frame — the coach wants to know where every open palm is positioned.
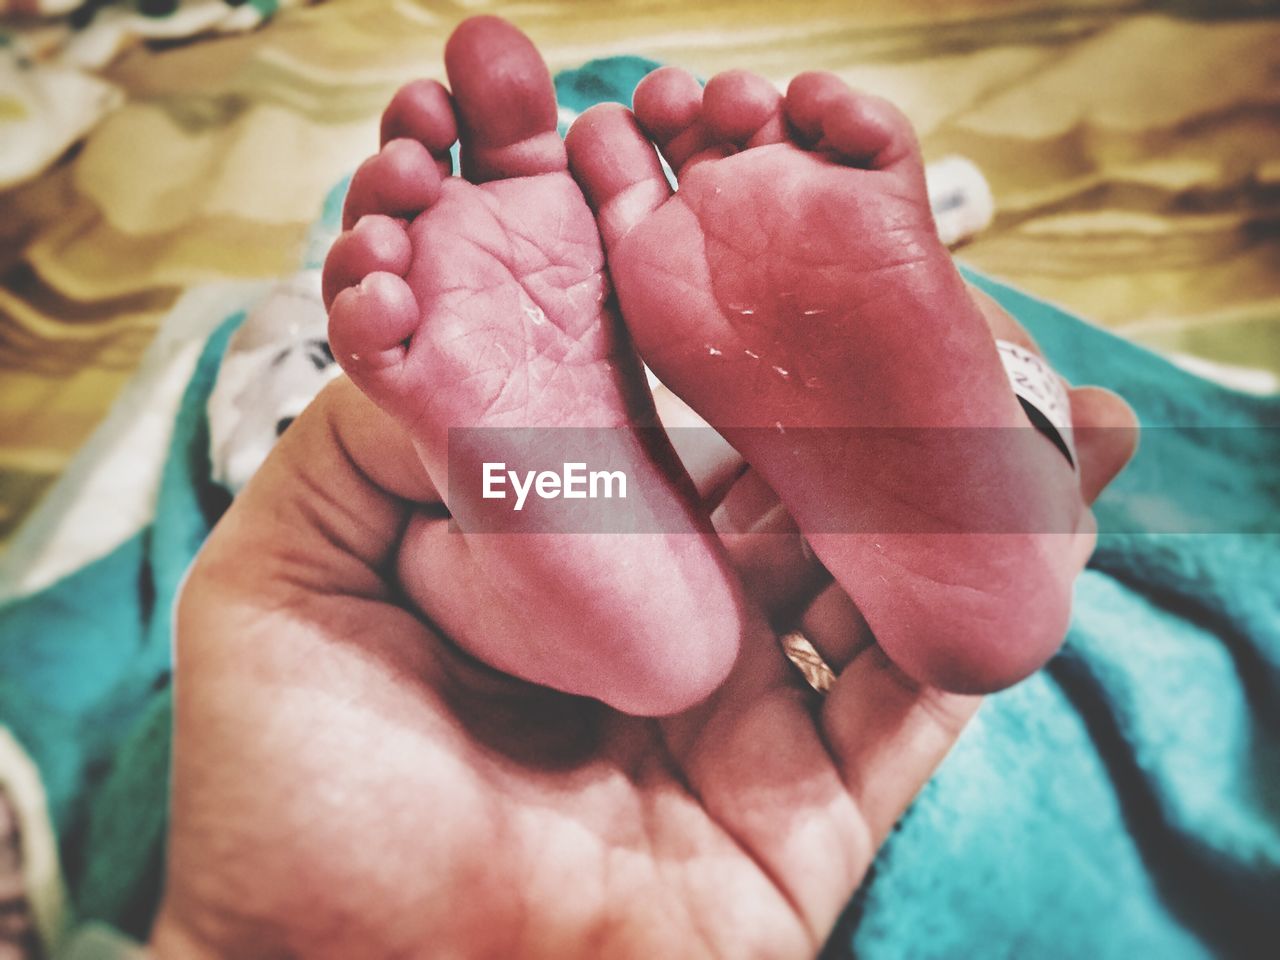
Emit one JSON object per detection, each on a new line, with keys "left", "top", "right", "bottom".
{"left": 150, "top": 378, "right": 977, "bottom": 959}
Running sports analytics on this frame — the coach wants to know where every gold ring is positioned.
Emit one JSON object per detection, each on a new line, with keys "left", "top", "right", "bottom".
{"left": 779, "top": 629, "right": 837, "bottom": 695}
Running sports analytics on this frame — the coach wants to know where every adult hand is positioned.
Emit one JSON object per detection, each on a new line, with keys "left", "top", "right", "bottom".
{"left": 151, "top": 375, "right": 980, "bottom": 958}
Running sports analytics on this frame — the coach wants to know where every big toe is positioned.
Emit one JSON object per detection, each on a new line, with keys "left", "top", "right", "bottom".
{"left": 567, "top": 103, "right": 673, "bottom": 250}
{"left": 444, "top": 16, "right": 566, "bottom": 181}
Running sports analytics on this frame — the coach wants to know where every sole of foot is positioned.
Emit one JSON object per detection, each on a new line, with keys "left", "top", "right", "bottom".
{"left": 323, "top": 17, "right": 748, "bottom": 715}
{"left": 567, "top": 66, "right": 1137, "bottom": 693}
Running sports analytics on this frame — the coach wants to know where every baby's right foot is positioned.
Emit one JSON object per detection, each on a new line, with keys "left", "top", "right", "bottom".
{"left": 568, "top": 69, "right": 1135, "bottom": 692}
{"left": 322, "top": 18, "right": 745, "bottom": 714}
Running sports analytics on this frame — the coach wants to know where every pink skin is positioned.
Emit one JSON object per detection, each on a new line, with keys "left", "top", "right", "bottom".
{"left": 323, "top": 17, "right": 747, "bottom": 716}
{"left": 566, "top": 69, "right": 1113, "bottom": 693}
{"left": 325, "top": 17, "right": 1137, "bottom": 701}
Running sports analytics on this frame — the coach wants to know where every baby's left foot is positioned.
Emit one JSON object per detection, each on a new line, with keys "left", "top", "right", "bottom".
{"left": 568, "top": 69, "right": 1135, "bottom": 692}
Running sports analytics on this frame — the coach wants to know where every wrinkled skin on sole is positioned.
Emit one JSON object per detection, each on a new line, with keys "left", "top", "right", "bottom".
{"left": 322, "top": 19, "right": 748, "bottom": 716}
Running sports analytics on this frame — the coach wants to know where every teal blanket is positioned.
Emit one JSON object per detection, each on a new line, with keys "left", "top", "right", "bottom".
{"left": 1, "top": 57, "right": 1277, "bottom": 957}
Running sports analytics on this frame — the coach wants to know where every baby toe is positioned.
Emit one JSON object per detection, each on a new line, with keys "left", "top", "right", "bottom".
{"left": 702, "top": 69, "right": 786, "bottom": 148}
{"left": 322, "top": 215, "right": 413, "bottom": 309}
{"left": 343, "top": 138, "right": 443, "bottom": 229}
{"left": 785, "top": 72, "right": 921, "bottom": 174}
{"left": 632, "top": 66, "right": 722, "bottom": 174}
{"left": 380, "top": 77, "right": 458, "bottom": 177}
{"left": 328, "top": 271, "right": 420, "bottom": 376}
{"left": 821, "top": 92, "right": 921, "bottom": 172}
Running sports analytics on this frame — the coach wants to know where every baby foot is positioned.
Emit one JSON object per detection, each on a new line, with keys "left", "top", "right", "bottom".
{"left": 568, "top": 68, "right": 1119, "bottom": 692}
{"left": 322, "top": 18, "right": 744, "bottom": 715}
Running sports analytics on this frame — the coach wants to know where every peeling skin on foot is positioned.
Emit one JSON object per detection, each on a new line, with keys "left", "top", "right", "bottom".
{"left": 324, "top": 14, "right": 1136, "bottom": 709}
{"left": 568, "top": 57, "right": 1112, "bottom": 693}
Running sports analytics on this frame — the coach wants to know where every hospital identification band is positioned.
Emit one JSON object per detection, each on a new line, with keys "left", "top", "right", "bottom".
{"left": 996, "top": 339, "right": 1077, "bottom": 469}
